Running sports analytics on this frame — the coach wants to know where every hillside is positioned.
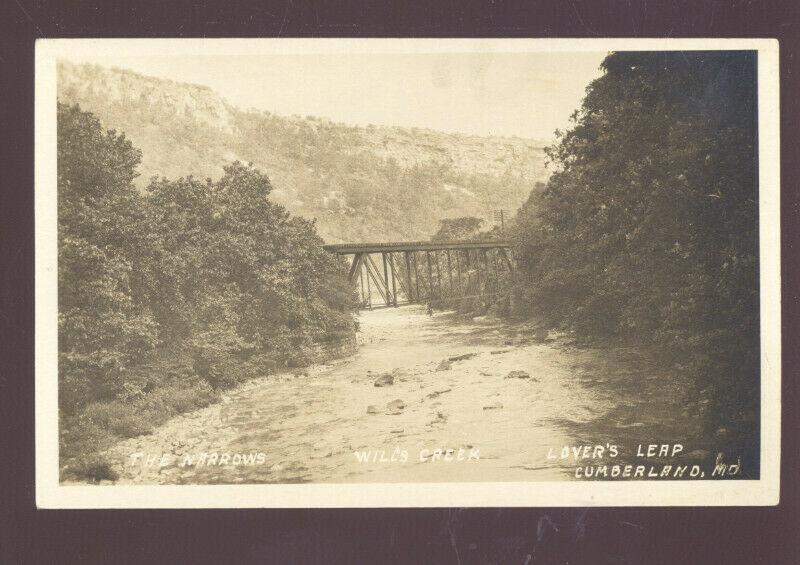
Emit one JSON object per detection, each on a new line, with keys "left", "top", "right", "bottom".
{"left": 57, "top": 61, "right": 550, "bottom": 242}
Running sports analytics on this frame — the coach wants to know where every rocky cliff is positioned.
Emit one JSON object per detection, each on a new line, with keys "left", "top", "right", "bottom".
{"left": 58, "top": 61, "right": 549, "bottom": 242}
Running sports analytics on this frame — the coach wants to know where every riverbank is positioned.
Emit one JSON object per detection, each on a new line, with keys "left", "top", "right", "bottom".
{"left": 65, "top": 304, "right": 739, "bottom": 485}
{"left": 59, "top": 333, "right": 357, "bottom": 483}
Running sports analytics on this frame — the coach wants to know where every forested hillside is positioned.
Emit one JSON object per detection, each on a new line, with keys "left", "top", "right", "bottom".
{"left": 511, "top": 51, "right": 759, "bottom": 425}
{"left": 57, "top": 61, "right": 549, "bottom": 243}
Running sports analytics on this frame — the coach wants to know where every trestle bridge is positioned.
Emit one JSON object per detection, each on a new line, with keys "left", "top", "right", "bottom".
{"left": 323, "top": 240, "right": 514, "bottom": 309}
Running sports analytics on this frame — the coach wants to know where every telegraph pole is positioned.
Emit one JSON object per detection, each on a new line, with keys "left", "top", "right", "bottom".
{"left": 493, "top": 209, "right": 508, "bottom": 233}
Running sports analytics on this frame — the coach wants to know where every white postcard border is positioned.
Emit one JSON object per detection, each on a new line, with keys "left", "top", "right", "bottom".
{"left": 35, "top": 38, "right": 781, "bottom": 508}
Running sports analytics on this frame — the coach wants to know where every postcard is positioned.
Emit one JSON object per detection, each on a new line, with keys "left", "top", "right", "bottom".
{"left": 35, "top": 38, "right": 780, "bottom": 507}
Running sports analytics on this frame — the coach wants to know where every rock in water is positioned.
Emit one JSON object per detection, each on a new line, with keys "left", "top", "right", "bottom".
{"left": 373, "top": 373, "right": 394, "bottom": 387}
{"left": 532, "top": 328, "right": 549, "bottom": 342}
{"left": 391, "top": 368, "right": 409, "bottom": 382}
{"left": 366, "top": 405, "right": 380, "bottom": 415}
{"left": 385, "top": 399, "right": 406, "bottom": 415}
{"left": 436, "top": 360, "right": 453, "bottom": 371}
{"left": 483, "top": 401, "right": 504, "bottom": 410}
{"left": 426, "top": 387, "right": 452, "bottom": 399}
{"left": 505, "top": 370, "right": 531, "bottom": 379}
{"left": 448, "top": 352, "right": 477, "bottom": 362}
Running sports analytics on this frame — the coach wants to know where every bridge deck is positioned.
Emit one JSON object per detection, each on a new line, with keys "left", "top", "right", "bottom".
{"left": 323, "top": 239, "right": 510, "bottom": 254}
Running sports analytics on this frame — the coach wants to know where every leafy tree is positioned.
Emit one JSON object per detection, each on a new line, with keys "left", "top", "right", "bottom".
{"left": 431, "top": 217, "right": 484, "bottom": 242}
{"left": 145, "top": 162, "right": 357, "bottom": 384}
{"left": 58, "top": 103, "right": 158, "bottom": 410}
{"left": 58, "top": 103, "right": 358, "bottom": 412}
{"left": 513, "top": 52, "right": 759, "bottom": 413}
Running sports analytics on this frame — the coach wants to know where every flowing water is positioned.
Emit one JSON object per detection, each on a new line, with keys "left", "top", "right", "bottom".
{"left": 105, "top": 305, "right": 741, "bottom": 484}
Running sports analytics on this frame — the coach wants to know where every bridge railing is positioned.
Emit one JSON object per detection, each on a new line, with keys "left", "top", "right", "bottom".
{"left": 323, "top": 239, "right": 510, "bottom": 254}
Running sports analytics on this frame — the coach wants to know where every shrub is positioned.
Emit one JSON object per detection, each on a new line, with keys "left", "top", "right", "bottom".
{"left": 69, "top": 455, "right": 119, "bottom": 483}
{"left": 83, "top": 401, "right": 154, "bottom": 438}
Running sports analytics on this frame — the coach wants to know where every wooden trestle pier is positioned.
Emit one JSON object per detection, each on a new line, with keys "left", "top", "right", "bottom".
{"left": 323, "top": 240, "right": 514, "bottom": 309}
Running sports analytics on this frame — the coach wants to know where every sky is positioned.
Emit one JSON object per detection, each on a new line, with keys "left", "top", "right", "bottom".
{"left": 61, "top": 51, "right": 608, "bottom": 141}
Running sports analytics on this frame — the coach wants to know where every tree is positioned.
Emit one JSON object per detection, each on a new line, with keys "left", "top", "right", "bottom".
{"left": 431, "top": 217, "right": 484, "bottom": 241}
{"left": 58, "top": 105, "right": 360, "bottom": 475}
{"left": 58, "top": 103, "right": 158, "bottom": 410}
{"left": 58, "top": 104, "right": 358, "bottom": 409}
{"left": 145, "top": 162, "right": 357, "bottom": 383}
{"left": 513, "top": 52, "right": 759, "bottom": 411}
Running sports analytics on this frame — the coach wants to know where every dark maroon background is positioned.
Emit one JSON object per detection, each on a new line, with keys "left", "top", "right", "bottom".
{"left": 1, "top": 1, "right": 798, "bottom": 563}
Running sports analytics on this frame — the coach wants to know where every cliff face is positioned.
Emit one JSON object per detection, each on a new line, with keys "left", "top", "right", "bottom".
{"left": 58, "top": 61, "right": 549, "bottom": 242}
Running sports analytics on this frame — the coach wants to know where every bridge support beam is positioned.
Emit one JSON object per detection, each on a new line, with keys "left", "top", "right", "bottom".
{"left": 348, "top": 253, "right": 363, "bottom": 283}
{"left": 435, "top": 251, "right": 442, "bottom": 300}
{"left": 404, "top": 251, "right": 414, "bottom": 302}
{"left": 446, "top": 250, "right": 453, "bottom": 294}
{"left": 325, "top": 240, "right": 513, "bottom": 310}
{"left": 364, "top": 254, "right": 390, "bottom": 305}
{"left": 381, "top": 253, "right": 391, "bottom": 306}
{"left": 456, "top": 250, "right": 463, "bottom": 294}
{"left": 364, "top": 259, "right": 372, "bottom": 309}
{"left": 426, "top": 251, "right": 434, "bottom": 302}
{"left": 499, "top": 248, "right": 514, "bottom": 271}
{"left": 389, "top": 252, "right": 398, "bottom": 307}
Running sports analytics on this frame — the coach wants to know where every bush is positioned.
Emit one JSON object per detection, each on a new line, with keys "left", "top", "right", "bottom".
{"left": 140, "top": 380, "right": 219, "bottom": 415}
{"left": 83, "top": 401, "right": 154, "bottom": 438}
{"left": 59, "top": 376, "right": 222, "bottom": 481}
{"left": 59, "top": 413, "right": 116, "bottom": 462}
{"left": 69, "top": 455, "right": 119, "bottom": 483}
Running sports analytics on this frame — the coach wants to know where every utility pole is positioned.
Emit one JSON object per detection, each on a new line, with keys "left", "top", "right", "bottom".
{"left": 493, "top": 209, "right": 508, "bottom": 233}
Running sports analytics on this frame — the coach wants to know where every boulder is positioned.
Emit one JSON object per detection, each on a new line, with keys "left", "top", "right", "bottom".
{"left": 385, "top": 399, "right": 406, "bottom": 415}
{"left": 505, "top": 370, "right": 531, "bottom": 379}
{"left": 436, "top": 360, "right": 453, "bottom": 371}
{"left": 366, "top": 405, "right": 380, "bottom": 415}
{"left": 483, "top": 401, "right": 504, "bottom": 410}
{"left": 391, "top": 368, "right": 408, "bottom": 382}
{"left": 373, "top": 373, "right": 394, "bottom": 387}
{"left": 448, "top": 353, "right": 477, "bottom": 362}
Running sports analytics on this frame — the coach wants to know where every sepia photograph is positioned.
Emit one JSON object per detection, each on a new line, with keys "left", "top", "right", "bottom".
{"left": 34, "top": 38, "right": 780, "bottom": 508}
